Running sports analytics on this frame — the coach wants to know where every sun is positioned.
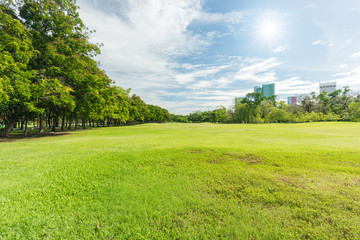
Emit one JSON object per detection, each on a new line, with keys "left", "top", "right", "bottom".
{"left": 254, "top": 11, "right": 285, "bottom": 45}
{"left": 259, "top": 21, "right": 280, "bottom": 40}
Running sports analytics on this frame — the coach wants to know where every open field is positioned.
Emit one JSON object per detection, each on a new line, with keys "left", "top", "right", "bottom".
{"left": 1, "top": 122, "right": 360, "bottom": 239}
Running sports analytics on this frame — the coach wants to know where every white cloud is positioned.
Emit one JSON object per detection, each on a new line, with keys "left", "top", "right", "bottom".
{"left": 350, "top": 51, "right": 360, "bottom": 59}
{"left": 190, "top": 77, "right": 234, "bottom": 90}
{"left": 175, "top": 65, "right": 230, "bottom": 85}
{"left": 349, "top": 8, "right": 360, "bottom": 12}
{"left": 78, "top": 0, "right": 212, "bottom": 74}
{"left": 276, "top": 76, "right": 317, "bottom": 95}
{"left": 76, "top": 0, "right": 251, "bottom": 114}
{"left": 273, "top": 44, "right": 290, "bottom": 53}
{"left": 235, "top": 58, "right": 282, "bottom": 83}
{"left": 196, "top": 11, "right": 244, "bottom": 24}
{"left": 151, "top": 88, "right": 252, "bottom": 114}
{"left": 333, "top": 67, "right": 360, "bottom": 90}
{"left": 78, "top": 0, "right": 245, "bottom": 75}
{"left": 191, "top": 81, "right": 214, "bottom": 89}
{"left": 188, "top": 89, "right": 252, "bottom": 99}
{"left": 312, "top": 40, "right": 333, "bottom": 47}
{"left": 111, "top": 72, "right": 178, "bottom": 91}
{"left": 345, "top": 39, "right": 352, "bottom": 45}
{"left": 340, "top": 64, "right": 348, "bottom": 68}
{"left": 175, "top": 57, "right": 284, "bottom": 93}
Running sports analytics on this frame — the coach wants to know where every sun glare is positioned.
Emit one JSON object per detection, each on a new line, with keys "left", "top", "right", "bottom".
{"left": 254, "top": 11, "right": 284, "bottom": 45}
{"left": 259, "top": 21, "right": 280, "bottom": 39}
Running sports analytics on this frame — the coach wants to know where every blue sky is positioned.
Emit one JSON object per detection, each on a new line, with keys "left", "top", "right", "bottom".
{"left": 78, "top": 0, "right": 360, "bottom": 114}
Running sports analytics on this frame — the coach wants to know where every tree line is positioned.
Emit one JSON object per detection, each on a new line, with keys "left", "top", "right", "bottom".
{"left": 172, "top": 87, "right": 360, "bottom": 124}
{"left": 0, "top": 0, "right": 170, "bottom": 137}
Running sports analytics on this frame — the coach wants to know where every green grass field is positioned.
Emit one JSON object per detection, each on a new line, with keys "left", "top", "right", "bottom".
{"left": 1, "top": 122, "right": 360, "bottom": 239}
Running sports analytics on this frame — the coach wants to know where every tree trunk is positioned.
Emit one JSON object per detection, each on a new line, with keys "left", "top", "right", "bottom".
{"left": 61, "top": 114, "right": 65, "bottom": 131}
{"left": 82, "top": 119, "right": 86, "bottom": 129}
{"left": 47, "top": 113, "right": 51, "bottom": 128}
{"left": 2, "top": 118, "right": 18, "bottom": 137}
{"left": 52, "top": 115, "right": 58, "bottom": 132}
{"left": 39, "top": 114, "right": 44, "bottom": 134}
{"left": 68, "top": 118, "right": 72, "bottom": 130}
{"left": 24, "top": 119, "right": 28, "bottom": 136}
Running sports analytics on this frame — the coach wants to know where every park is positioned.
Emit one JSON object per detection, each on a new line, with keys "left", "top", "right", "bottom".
{"left": 2, "top": 1, "right": 360, "bottom": 239}
{"left": 1, "top": 122, "right": 359, "bottom": 239}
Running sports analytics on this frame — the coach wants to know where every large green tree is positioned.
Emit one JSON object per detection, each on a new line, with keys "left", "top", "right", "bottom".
{"left": 17, "top": 0, "right": 103, "bottom": 131}
{"left": 0, "top": 0, "right": 169, "bottom": 137}
{"left": 0, "top": 5, "right": 38, "bottom": 137}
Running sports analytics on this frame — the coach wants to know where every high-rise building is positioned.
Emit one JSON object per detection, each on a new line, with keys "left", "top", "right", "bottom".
{"left": 253, "top": 83, "right": 276, "bottom": 97}
{"left": 287, "top": 96, "right": 297, "bottom": 105}
{"left": 235, "top": 83, "right": 276, "bottom": 105}
{"left": 262, "top": 83, "right": 275, "bottom": 97}
{"left": 320, "top": 82, "right": 336, "bottom": 94}
{"left": 254, "top": 86, "right": 262, "bottom": 94}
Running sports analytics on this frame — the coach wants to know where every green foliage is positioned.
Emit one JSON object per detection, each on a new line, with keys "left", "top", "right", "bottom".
{"left": 171, "top": 114, "right": 190, "bottom": 123}
{"left": 0, "top": 6, "right": 38, "bottom": 133}
{"left": 349, "top": 101, "right": 360, "bottom": 121}
{"left": 147, "top": 104, "right": 171, "bottom": 122}
{"left": 128, "top": 94, "right": 150, "bottom": 123}
{"left": 1, "top": 0, "right": 168, "bottom": 136}
{"left": 181, "top": 106, "right": 233, "bottom": 123}
{"left": 180, "top": 87, "right": 358, "bottom": 124}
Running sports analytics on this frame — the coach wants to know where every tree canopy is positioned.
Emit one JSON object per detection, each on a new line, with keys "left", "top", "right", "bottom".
{"left": 0, "top": 1, "right": 171, "bottom": 137}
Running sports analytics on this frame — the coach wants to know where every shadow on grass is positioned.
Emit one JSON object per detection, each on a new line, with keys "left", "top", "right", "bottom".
{"left": 0, "top": 130, "right": 72, "bottom": 143}
{"left": 0, "top": 124, "right": 141, "bottom": 143}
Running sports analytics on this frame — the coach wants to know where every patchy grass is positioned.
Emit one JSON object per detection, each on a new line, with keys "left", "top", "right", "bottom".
{"left": 0, "top": 122, "right": 360, "bottom": 239}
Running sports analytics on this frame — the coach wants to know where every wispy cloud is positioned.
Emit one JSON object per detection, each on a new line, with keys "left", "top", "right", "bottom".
{"left": 276, "top": 76, "right": 317, "bottom": 95}
{"left": 345, "top": 39, "right": 352, "bottom": 45}
{"left": 165, "top": 57, "right": 287, "bottom": 113}
{"left": 175, "top": 65, "right": 231, "bottom": 85}
{"left": 273, "top": 44, "right": 290, "bottom": 53}
{"left": 350, "top": 51, "right": 360, "bottom": 59}
{"left": 77, "top": 0, "right": 250, "bottom": 114}
{"left": 312, "top": 40, "right": 333, "bottom": 47}
{"left": 151, "top": 88, "right": 252, "bottom": 114}
{"left": 235, "top": 58, "right": 282, "bottom": 83}
{"left": 196, "top": 11, "right": 244, "bottom": 24}
{"left": 78, "top": 0, "right": 213, "bottom": 73}
{"left": 190, "top": 77, "right": 234, "bottom": 90}
{"left": 333, "top": 67, "right": 360, "bottom": 90}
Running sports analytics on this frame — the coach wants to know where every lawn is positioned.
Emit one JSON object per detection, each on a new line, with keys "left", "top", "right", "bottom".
{"left": 0, "top": 122, "right": 360, "bottom": 239}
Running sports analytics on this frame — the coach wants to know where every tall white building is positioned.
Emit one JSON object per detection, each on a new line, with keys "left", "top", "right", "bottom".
{"left": 320, "top": 82, "right": 336, "bottom": 94}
